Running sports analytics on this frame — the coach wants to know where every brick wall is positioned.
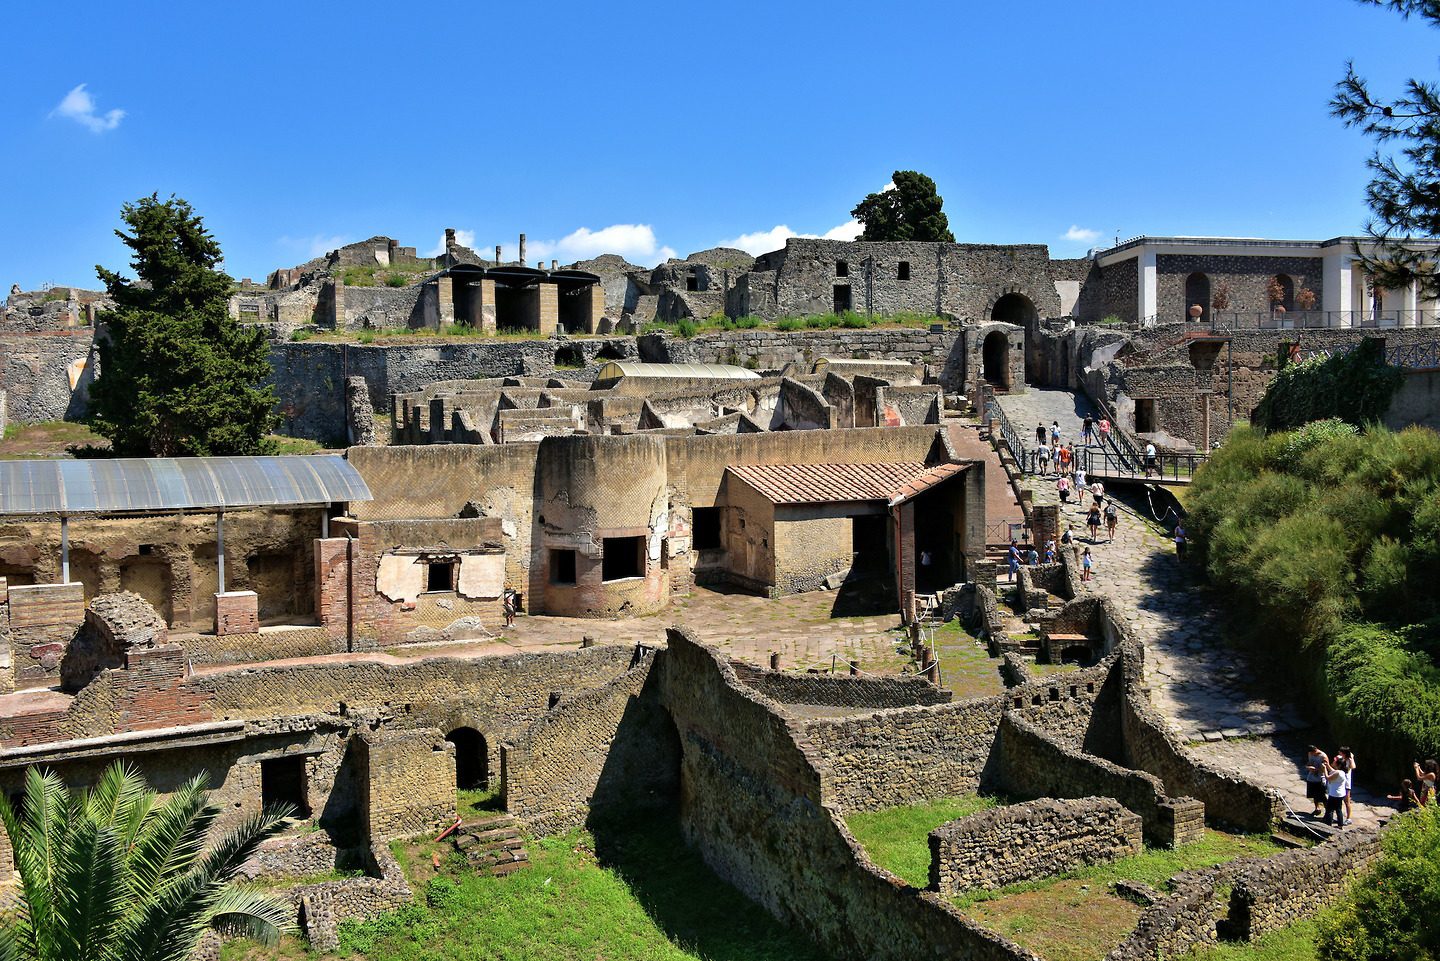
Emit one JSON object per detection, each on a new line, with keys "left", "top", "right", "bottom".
{"left": 359, "top": 727, "right": 456, "bottom": 841}
{"left": 7, "top": 583, "right": 85, "bottom": 689}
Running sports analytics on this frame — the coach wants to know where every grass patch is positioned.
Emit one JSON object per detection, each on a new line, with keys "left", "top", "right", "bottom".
{"left": 267, "top": 434, "right": 324, "bottom": 455}
{"left": 845, "top": 794, "right": 1000, "bottom": 887}
{"left": 1187, "top": 918, "right": 1319, "bottom": 960}
{"left": 954, "top": 831, "right": 1281, "bottom": 961}
{"left": 927, "top": 619, "right": 1005, "bottom": 699}
{"left": 0, "top": 420, "right": 107, "bottom": 459}
{"left": 457, "top": 786, "right": 504, "bottom": 819}
{"left": 323, "top": 815, "right": 826, "bottom": 961}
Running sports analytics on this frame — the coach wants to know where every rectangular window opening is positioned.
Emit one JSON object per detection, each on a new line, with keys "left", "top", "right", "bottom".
{"left": 260, "top": 756, "right": 309, "bottom": 818}
{"left": 897, "top": 261, "right": 911, "bottom": 280}
{"left": 685, "top": 273, "right": 699, "bottom": 292}
{"left": 426, "top": 561, "right": 455, "bottom": 592}
{"left": 835, "top": 260, "right": 849, "bottom": 278}
{"left": 601, "top": 536, "right": 645, "bottom": 582}
{"left": 833, "top": 285, "right": 852, "bottom": 313}
{"left": 551, "top": 549, "right": 577, "bottom": 585}
{"left": 692, "top": 508, "right": 722, "bottom": 551}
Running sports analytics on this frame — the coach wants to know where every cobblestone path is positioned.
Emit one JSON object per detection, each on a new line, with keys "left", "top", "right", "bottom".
{"left": 998, "top": 387, "right": 1390, "bottom": 829}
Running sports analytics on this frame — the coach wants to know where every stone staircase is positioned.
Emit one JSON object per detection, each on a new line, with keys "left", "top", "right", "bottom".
{"left": 451, "top": 813, "right": 529, "bottom": 877}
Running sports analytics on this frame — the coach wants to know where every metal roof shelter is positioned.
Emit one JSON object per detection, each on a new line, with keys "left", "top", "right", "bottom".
{"left": 0, "top": 455, "right": 371, "bottom": 591}
{"left": 594, "top": 361, "right": 761, "bottom": 382}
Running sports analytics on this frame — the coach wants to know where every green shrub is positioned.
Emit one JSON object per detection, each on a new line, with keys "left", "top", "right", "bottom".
{"left": 734, "top": 315, "right": 762, "bottom": 329}
{"left": 1316, "top": 805, "right": 1440, "bottom": 961}
{"left": 1253, "top": 339, "right": 1402, "bottom": 432}
{"left": 385, "top": 274, "right": 408, "bottom": 288}
{"left": 676, "top": 318, "right": 698, "bottom": 339}
{"left": 289, "top": 329, "right": 311, "bottom": 342}
{"left": 839, "top": 311, "right": 872, "bottom": 329}
{"left": 775, "top": 317, "right": 803, "bottom": 332}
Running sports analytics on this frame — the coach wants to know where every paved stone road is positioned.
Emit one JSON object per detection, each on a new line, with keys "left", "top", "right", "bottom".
{"left": 998, "top": 387, "right": 1390, "bottom": 829}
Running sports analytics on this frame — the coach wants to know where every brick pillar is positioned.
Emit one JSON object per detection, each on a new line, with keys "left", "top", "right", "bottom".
{"left": 314, "top": 538, "right": 351, "bottom": 634}
{"left": 972, "top": 559, "right": 998, "bottom": 592}
{"left": 435, "top": 275, "right": 455, "bottom": 327}
{"left": 537, "top": 282, "right": 559, "bottom": 336}
{"left": 329, "top": 277, "right": 344, "bottom": 328}
{"left": 478, "top": 278, "right": 497, "bottom": 333}
{"left": 214, "top": 591, "right": 259, "bottom": 636}
{"left": 586, "top": 286, "right": 604, "bottom": 333}
{"left": 895, "top": 502, "right": 916, "bottom": 623}
{"left": 1032, "top": 504, "right": 1059, "bottom": 551}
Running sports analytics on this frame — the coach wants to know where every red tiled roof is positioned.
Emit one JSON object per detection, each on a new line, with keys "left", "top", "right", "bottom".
{"left": 725, "top": 462, "right": 966, "bottom": 505}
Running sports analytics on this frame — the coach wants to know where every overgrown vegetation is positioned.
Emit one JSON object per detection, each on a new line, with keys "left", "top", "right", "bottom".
{"left": 1187, "top": 421, "right": 1440, "bottom": 774}
{"left": 1315, "top": 805, "right": 1440, "bottom": 961}
{"left": 1251, "top": 339, "right": 1402, "bottom": 431}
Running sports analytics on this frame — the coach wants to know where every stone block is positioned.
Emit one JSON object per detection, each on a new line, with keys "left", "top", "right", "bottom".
{"left": 215, "top": 591, "right": 260, "bottom": 636}
{"left": 1157, "top": 796, "right": 1206, "bottom": 848}
{"left": 7, "top": 582, "right": 84, "bottom": 629}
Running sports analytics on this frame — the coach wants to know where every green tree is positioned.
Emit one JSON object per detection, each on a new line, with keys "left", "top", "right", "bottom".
{"left": 850, "top": 171, "right": 956, "bottom": 242}
{"left": 0, "top": 763, "right": 294, "bottom": 961}
{"left": 1316, "top": 804, "right": 1440, "bottom": 961}
{"left": 89, "top": 195, "right": 278, "bottom": 456}
{"left": 1333, "top": 1, "right": 1440, "bottom": 297}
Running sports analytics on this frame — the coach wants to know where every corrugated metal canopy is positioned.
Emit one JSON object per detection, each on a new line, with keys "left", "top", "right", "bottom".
{"left": 595, "top": 361, "right": 761, "bottom": 381}
{"left": 0, "top": 455, "right": 372, "bottom": 517}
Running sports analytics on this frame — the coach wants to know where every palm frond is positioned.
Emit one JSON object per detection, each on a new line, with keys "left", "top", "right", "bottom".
{"left": 202, "top": 884, "right": 296, "bottom": 945}
{"left": 189, "top": 805, "right": 293, "bottom": 889}
{"left": 48, "top": 820, "right": 126, "bottom": 960}
{"left": 123, "top": 775, "right": 211, "bottom": 900}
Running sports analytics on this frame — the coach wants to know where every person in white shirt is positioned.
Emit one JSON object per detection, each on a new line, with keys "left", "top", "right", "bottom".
{"left": 1144, "top": 442, "right": 1157, "bottom": 477}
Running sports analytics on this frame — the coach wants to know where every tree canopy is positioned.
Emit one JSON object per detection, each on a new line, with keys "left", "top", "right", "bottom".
{"left": 1333, "top": 0, "right": 1440, "bottom": 297}
{"left": 89, "top": 194, "right": 278, "bottom": 457}
{"left": 850, "top": 171, "right": 955, "bottom": 243}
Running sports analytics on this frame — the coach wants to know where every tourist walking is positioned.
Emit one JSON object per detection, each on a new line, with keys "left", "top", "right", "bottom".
{"left": 1037, "top": 422, "right": 1047, "bottom": 445}
{"left": 1051, "top": 421, "right": 1061, "bottom": 445}
{"left": 1057, "top": 474, "right": 1071, "bottom": 503}
{"left": 1082, "top": 415, "right": 1094, "bottom": 445}
{"left": 1008, "top": 540, "right": 1021, "bottom": 583}
{"left": 1090, "top": 480, "right": 1105, "bottom": 509}
{"left": 1080, "top": 547, "right": 1093, "bottom": 581}
{"left": 1305, "top": 745, "right": 1329, "bottom": 816}
{"left": 1104, "top": 499, "right": 1118, "bottom": 542}
{"left": 1337, "top": 747, "right": 1356, "bottom": 825}
{"left": 502, "top": 588, "right": 518, "bottom": 628}
{"left": 1073, "top": 466, "right": 1087, "bottom": 496}
{"left": 1044, "top": 539, "right": 1055, "bottom": 564}
{"left": 1060, "top": 523, "right": 1076, "bottom": 547}
{"left": 1173, "top": 523, "right": 1187, "bottom": 561}
{"left": 1058, "top": 444, "right": 1073, "bottom": 474}
{"left": 1144, "top": 441, "right": 1157, "bottom": 478}
{"left": 1087, "top": 505, "right": 1102, "bottom": 542}
{"left": 1037, "top": 443, "right": 1051, "bottom": 475}
{"left": 1099, "top": 418, "right": 1111, "bottom": 443}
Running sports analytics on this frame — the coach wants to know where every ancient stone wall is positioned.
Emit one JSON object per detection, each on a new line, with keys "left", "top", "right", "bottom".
{"left": 1226, "top": 828, "right": 1380, "bottom": 940}
{"left": 929, "top": 796, "right": 1142, "bottom": 894}
{"left": 358, "top": 726, "right": 455, "bottom": 841}
{"left": 501, "top": 649, "right": 678, "bottom": 834}
{"left": 659, "top": 629, "right": 1039, "bottom": 961}
{"left": 59, "top": 591, "right": 166, "bottom": 691}
{"left": 729, "top": 661, "right": 951, "bottom": 709}
{"left": 875, "top": 384, "right": 941, "bottom": 426}
{"left": 0, "top": 329, "right": 97, "bottom": 424}
{"left": 1154, "top": 254, "right": 1324, "bottom": 324}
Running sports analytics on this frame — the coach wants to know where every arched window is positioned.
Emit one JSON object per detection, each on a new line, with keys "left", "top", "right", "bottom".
{"left": 1184, "top": 273, "right": 1211, "bottom": 323}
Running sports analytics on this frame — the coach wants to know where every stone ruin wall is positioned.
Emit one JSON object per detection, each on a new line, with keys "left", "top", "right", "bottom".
{"left": 929, "top": 796, "right": 1143, "bottom": 894}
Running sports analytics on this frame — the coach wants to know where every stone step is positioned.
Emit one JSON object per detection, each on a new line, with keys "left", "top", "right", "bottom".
{"left": 1269, "top": 831, "right": 1308, "bottom": 850}
{"left": 483, "top": 857, "right": 530, "bottom": 877}
{"left": 1276, "top": 815, "right": 1341, "bottom": 842}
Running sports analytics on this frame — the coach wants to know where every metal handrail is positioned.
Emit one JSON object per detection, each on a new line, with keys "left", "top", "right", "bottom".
{"left": 1077, "top": 446, "right": 1205, "bottom": 483}
{"left": 986, "top": 399, "right": 1029, "bottom": 473}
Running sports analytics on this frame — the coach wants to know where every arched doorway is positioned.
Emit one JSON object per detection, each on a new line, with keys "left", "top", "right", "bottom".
{"left": 1270, "top": 275, "right": 1295, "bottom": 312}
{"left": 1184, "top": 273, "right": 1210, "bottom": 323}
{"left": 991, "top": 293, "right": 1038, "bottom": 325}
{"left": 446, "top": 727, "right": 489, "bottom": 791}
{"left": 982, "top": 330, "right": 1011, "bottom": 389}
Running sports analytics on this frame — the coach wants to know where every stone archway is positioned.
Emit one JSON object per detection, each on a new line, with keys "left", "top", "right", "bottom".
{"left": 982, "top": 330, "right": 1011, "bottom": 389}
{"left": 991, "top": 292, "right": 1038, "bottom": 325}
{"left": 446, "top": 727, "right": 489, "bottom": 791}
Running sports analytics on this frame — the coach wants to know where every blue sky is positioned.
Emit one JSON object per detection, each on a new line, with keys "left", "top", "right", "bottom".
{"left": 0, "top": 0, "right": 1433, "bottom": 289}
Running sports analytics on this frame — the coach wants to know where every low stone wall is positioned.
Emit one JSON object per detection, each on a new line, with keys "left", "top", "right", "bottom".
{"left": 1117, "top": 653, "right": 1282, "bottom": 832}
{"left": 296, "top": 841, "right": 412, "bottom": 953}
{"left": 237, "top": 831, "right": 347, "bottom": 882}
{"left": 929, "top": 796, "right": 1142, "bottom": 894}
{"left": 729, "top": 661, "right": 952, "bottom": 710}
{"left": 501, "top": 649, "right": 678, "bottom": 835}
{"left": 1226, "top": 827, "right": 1380, "bottom": 940}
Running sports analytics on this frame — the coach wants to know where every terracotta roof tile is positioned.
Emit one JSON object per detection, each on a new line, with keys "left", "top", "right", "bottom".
{"left": 725, "top": 462, "right": 965, "bottom": 505}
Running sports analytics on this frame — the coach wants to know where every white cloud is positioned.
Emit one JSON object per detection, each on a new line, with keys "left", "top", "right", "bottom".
{"left": 720, "top": 220, "right": 864, "bottom": 256}
{"left": 51, "top": 84, "right": 125, "bottom": 133}
{"left": 1063, "top": 225, "right": 1100, "bottom": 244}
{"left": 467, "top": 224, "right": 674, "bottom": 267}
{"left": 279, "top": 233, "right": 351, "bottom": 259}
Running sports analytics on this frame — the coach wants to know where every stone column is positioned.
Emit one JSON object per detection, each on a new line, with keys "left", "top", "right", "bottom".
{"left": 519, "top": 233, "right": 527, "bottom": 267}
{"left": 435, "top": 275, "right": 455, "bottom": 327}
{"left": 1323, "top": 249, "right": 1353, "bottom": 327}
{"left": 537, "top": 282, "right": 559, "bottom": 336}
{"left": 478, "top": 278, "right": 497, "bottom": 333}
{"left": 1138, "top": 248, "right": 1158, "bottom": 324}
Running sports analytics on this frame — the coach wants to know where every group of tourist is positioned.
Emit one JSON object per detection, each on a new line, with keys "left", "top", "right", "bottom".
{"left": 1387, "top": 758, "right": 1439, "bottom": 813}
{"left": 1303, "top": 745, "right": 1358, "bottom": 828}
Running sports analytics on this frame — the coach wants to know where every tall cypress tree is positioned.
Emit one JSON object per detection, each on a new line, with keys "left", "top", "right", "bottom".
{"left": 89, "top": 194, "right": 278, "bottom": 456}
{"left": 851, "top": 171, "right": 956, "bottom": 243}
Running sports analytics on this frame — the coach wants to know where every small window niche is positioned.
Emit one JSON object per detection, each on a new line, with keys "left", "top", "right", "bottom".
{"left": 692, "top": 507, "right": 721, "bottom": 551}
{"left": 835, "top": 260, "right": 849, "bottom": 278}
{"left": 426, "top": 560, "right": 456, "bottom": 592}
{"left": 601, "top": 536, "right": 645, "bottom": 581}
{"left": 551, "top": 548, "right": 578, "bottom": 585}
{"left": 897, "top": 261, "right": 911, "bottom": 280}
{"left": 261, "top": 756, "right": 309, "bottom": 818}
